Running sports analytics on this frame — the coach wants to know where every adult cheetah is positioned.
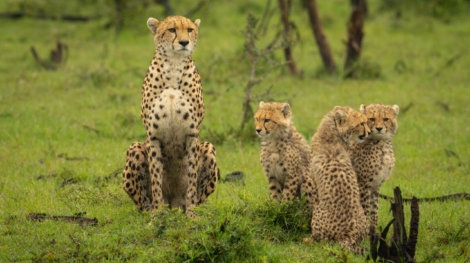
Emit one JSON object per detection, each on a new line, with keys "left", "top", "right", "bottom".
{"left": 122, "top": 16, "right": 218, "bottom": 217}
{"left": 309, "top": 106, "right": 370, "bottom": 253}
{"left": 350, "top": 104, "right": 399, "bottom": 232}
{"left": 254, "top": 101, "right": 316, "bottom": 209}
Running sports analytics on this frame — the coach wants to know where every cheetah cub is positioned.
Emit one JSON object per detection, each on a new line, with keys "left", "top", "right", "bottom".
{"left": 309, "top": 106, "right": 370, "bottom": 254}
{"left": 122, "top": 16, "right": 218, "bottom": 217}
{"left": 350, "top": 104, "right": 399, "bottom": 232}
{"left": 254, "top": 101, "right": 316, "bottom": 209}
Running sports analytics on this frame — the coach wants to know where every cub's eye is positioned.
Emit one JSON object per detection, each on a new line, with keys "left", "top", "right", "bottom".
{"left": 264, "top": 119, "right": 270, "bottom": 123}
{"left": 168, "top": 28, "right": 176, "bottom": 33}
{"left": 384, "top": 118, "right": 389, "bottom": 122}
{"left": 369, "top": 118, "right": 375, "bottom": 122}
{"left": 188, "top": 28, "right": 193, "bottom": 33}
{"left": 361, "top": 122, "right": 365, "bottom": 126}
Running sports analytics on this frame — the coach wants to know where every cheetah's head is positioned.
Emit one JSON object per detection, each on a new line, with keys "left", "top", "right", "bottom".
{"left": 254, "top": 101, "right": 292, "bottom": 138}
{"left": 147, "top": 16, "right": 200, "bottom": 57}
{"left": 360, "top": 104, "right": 399, "bottom": 140}
{"left": 333, "top": 106, "right": 371, "bottom": 144}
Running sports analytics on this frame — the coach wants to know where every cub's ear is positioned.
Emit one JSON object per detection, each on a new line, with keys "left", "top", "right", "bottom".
{"left": 359, "top": 104, "right": 366, "bottom": 113}
{"left": 147, "top": 18, "right": 160, "bottom": 35}
{"left": 194, "top": 19, "right": 201, "bottom": 28}
{"left": 335, "top": 110, "right": 347, "bottom": 125}
{"left": 259, "top": 101, "right": 265, "bottom": 108}
{"left": 281, "top": 103, "right": 291, "bottom": 118}
{"left": 392, "top": 104, "right": 399, "bottom": 116}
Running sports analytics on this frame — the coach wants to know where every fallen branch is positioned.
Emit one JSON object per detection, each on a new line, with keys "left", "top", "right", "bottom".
{"left": 57, "top": 153, "right": 90, "bottom": 161}
{"left": 31, "top": 41, "right": 68, "bottom": 70}
{"left": 0, "top": 12, "right": 98, "bottom": 22}
{"left": 28, "top": 213, "right": 98, "bottom": 226}
{"left": 222, "top": 171, "right": 245, "bottom": 184}
{"left": 379, "top": 192, "right": 470, "bottom": 203}
{"left": 75, "top": 121, "right": 101, "bottom": 134}
{"left": 36, "top": 174, "right": 58, "bottom": 180}
{"left": 433, "top": 53, "right": 462, "bottom": 78}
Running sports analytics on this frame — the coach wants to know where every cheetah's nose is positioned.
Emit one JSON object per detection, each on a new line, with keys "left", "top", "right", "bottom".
{"left": 179, "top": 40, "right": 189, "bottom": 47}
{"left": 376, "top": 127, "right": 383, "bottom": 132}
{"left": 255, "top": 129, "right": 262, "bottom": 134}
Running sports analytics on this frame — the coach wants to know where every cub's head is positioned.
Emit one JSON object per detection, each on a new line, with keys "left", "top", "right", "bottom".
{"left": 254, "top": 101, "right": 292, "bottom": 138}
{"left": 360, "top": 104, "right": 399, "bottom": 140}
{"left": 147, "top": 16, "right": 200, "bottom": 57}
{"left": 333, "top": 106, "right": 371, "bottom": 144}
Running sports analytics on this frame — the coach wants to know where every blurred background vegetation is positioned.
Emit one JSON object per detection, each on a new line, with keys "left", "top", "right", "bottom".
{"left": 1, "top": 0, "right": 470, "bottom": 262}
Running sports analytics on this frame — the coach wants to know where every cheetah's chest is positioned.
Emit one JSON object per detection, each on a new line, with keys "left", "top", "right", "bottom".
{"left": 142, "top": 58, "right": 202, "bottom": 148}
{"left": 149, "top": 89, "right": 194, "bottom": 142}
{"left": 373, "top": 145, "right": 394, "bottom": 188}
{"left": 357, "top": 141, "right": 394, "bottom": 190}
{"left": 261, "top": 140, "right": 294, "bottom": 181}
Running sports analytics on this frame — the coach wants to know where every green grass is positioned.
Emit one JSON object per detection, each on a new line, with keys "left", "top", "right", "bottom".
{"left": 1, "top": 0, "right": 470, "bottom": 262}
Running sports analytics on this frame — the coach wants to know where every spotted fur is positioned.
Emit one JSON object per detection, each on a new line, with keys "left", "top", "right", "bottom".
{"left": 349, "top": 104, "right": 399, "bottom": 232}
{"left": 254, "top": 101, "right": 316, "bottom": 210}
{"left": 122, "top": 16, "right": 218, "bottom": 217}
{"left": 309, "top": 106, "right": 370, "bottom": 254}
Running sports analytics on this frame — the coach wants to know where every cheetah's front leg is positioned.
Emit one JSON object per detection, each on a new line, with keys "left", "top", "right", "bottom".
{"left": 369, "top": 191, "right": 380, "bottom": 231}
{"left": 185, "top": 135, "right": 200, "bottom": 217}
{"left": 197, "top": 142, "right": 219, "bottom": 204}
{"left": 282, "top": 155, "right": 300, "bottom": 201}
{"left": 266, "top": 179, "right": 282, "bottom": 201}
{"left": 122, "top": 142, "right": 152, "bottom": 211}
{"left": 145, "top": 139, "right": 164, "bottom": 210}
{"left": 301, "top": 175, "right": 317, "bottom": 212}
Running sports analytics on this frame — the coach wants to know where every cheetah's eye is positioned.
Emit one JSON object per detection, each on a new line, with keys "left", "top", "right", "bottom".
{"left": 168, "top": 28, "right": 176, "bottom": 33}
{"left": 188, "top": 28, "right": 194, "bottom": 33}
{"left": 369, "top": 118, "right": 375, "bottom": 122}
{"left": 384, "top": 118, "right": 389, "bottom": 122}
{"left": 264, "top": 119, "right": 270, "bottom": 123}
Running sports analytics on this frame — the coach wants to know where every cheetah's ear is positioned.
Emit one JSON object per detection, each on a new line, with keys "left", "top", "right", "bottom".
{"left": 281, "top": 103, "right": 291, "bottom": 118}
{"left": 392, "top": 104, "right": 399, "bottom": 116}
{"left": 259, "top": 101, "right": 265, "bottom": 108}
{"left": 359, "top": 104, "right": 366, "bottom": 113}
{"left": 335, "top": 110, "right": 347, "bottom": 125}
{"left": 194, "top": 19, "right": 201, "bottom": 28}
{"left": 147, "top": 18, "right": 160, "bottom": 35}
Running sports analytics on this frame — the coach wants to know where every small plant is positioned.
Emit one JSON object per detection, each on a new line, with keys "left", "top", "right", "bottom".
{"left": 343, "top": 59, "right": 382, "bottom": 80}
{"left": 177, "top": 218, "right": 258, "bottom": 262}
{"left": 251, "top": 198, "right": 311, "bottom": 243}
{"left": 239, "top": 10, "right": 295, "bottom": 139}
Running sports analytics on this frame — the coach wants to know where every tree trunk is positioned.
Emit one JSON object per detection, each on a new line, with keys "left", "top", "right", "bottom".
{"left": 157, "top": 0, "right": 174, "bottom": 16}
{"left": 344, "top": 2, "right": 365, "bottom": 78}
{"left": 278, "top": 0, "right": 300, "bottom": 76}
{"left": 114, "top": 0, "right": 124, "bottom": 34}
{"left": 350, "top": 0, "right": 368, "bottom": 16}
{"left": 304, "top": 0, "right": 337, "bottom": 74}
